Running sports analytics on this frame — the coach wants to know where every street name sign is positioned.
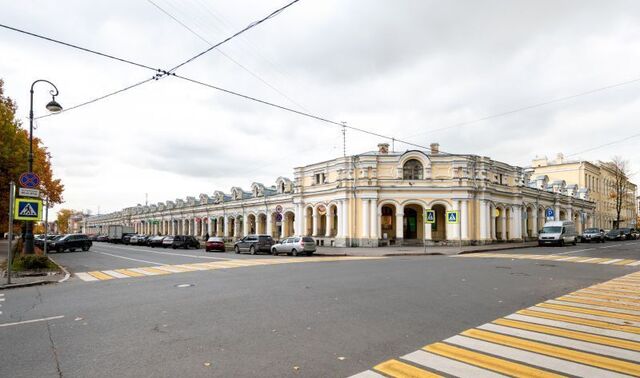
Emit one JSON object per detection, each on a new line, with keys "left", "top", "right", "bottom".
{"left": 18, "top": 187, "right": 40, "bottom": 198}
{"left": 424, "top": 209, "right": 435, "bottom": 224}
{"left": 446, "top": 210, "right": 460, "bottom": 224}
{"left": 18, "top": 172, "right": 40, "bottom": 188}
{"left": 14, "top": 198, "right": 43, "bottom": 221}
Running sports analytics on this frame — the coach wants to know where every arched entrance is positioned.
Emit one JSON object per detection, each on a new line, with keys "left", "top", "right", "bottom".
{"left": 257, "top": 213, "right": 267, "bottom": 234}
{"left": 283, "top": 211, "right": 295, "bottom": 237}
{"left": 318, "top": 205, "right": 327, "bottom": 236}
{"left": 403, "top": 204, "right": 424, "bottom": 242}
{"left": 328, "top": 204, "right": 338, "bottom": 237}
{"left": 431, "top": 204, "right": 447, "bottom": 241}
{"left": 247, "top": 214, "right": 256, "bottom": 234}
{"left": 380, "top": 204, "right": 396, "bottom": 241}
{"left": 228, "top": 216, "right": 235, "bottom": 237}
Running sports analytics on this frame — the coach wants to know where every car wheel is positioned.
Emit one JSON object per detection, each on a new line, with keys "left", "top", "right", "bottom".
{"left": 57, "top": 246, "right": 64, "bottom": 253}
{"left": 271, "top": 248, "right": 278, "bottom": 256}
{"left": 601, "top": 238, "right": 605, "bottom": 243}
{"left": 250, "top": 246, "right": 256, "bottom": 255}
{"left": 82, "top": 245, "right": 89, "bottom": 251}
{"left": 234, "top": 246, "right": 240, "bottom": 254}
{"left": 292, "top": 249, "right": 298, "bottom": 256}
{"left": 307, "top": 251, "right": 314, "bottom": 256}
{"left": 559, "top": 239, "right": 565, "bottom": 247}
{"left": 172, "top": 245, "right": 177, "bottom": 249}
{"left": 572, "top": 238, "right": 577, "bottom": 246}
{"left": 70, "top": 248, "right": 76, "bottom": 252}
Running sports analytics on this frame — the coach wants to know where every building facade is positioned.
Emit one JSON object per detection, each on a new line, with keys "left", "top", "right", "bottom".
{"left": 530, "top": 154, "right": 638, "bottom": 229}
{"left": 87, "top": 144, "right": 596, "bottom": 247}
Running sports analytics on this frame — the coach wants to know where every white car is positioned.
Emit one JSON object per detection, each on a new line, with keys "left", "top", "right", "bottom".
{"left": 271, "top": 236, "right": 316, "bottom": 256}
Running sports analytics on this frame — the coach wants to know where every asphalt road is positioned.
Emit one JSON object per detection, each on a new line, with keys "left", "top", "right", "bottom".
{"left": 1, "top": 242, "right": 638, "bottom": 377}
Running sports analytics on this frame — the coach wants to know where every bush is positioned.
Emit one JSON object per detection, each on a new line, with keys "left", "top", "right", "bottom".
{"left": 12, "top": 255, "right": 56, "bottom": 271}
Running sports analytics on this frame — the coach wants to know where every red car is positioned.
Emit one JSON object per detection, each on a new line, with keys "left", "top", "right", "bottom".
{"left": 205, "top": 237, "right": 225, "bottom": 252}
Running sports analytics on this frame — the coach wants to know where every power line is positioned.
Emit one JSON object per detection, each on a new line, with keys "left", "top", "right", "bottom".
{"left": 403, "top": 76, "right": 640, "bottom": 139}
{"left": 147, "top": 0, "right": 310, "bottom": 112}
{"left": 168, "top": 0, "right": 302, "bottom": 73}
{"left": 35, "top": 77, "right": 156, "bottom": 119}
{"left": 567, "top": 131, "right": 640, "bottom": 157}
{"left": 172, "top": 73, "right": 433, "bottom": 151}
{"left": 0, "top": 23, "right": 161, "bottom": 73}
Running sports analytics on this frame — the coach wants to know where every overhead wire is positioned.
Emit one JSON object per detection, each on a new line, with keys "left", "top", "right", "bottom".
{"left": 567, "top": 131, "right": 640, "bottom": 157}
{"left": 147, "top": 0, "right": 310, "bottom": 112}
{"left": 167, "top": 0, "right": 301, "bottom": 73}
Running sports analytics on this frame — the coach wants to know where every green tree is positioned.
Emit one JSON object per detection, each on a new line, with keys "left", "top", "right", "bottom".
{"left": 0, "top": 79, "right": 64, "bottom": 234}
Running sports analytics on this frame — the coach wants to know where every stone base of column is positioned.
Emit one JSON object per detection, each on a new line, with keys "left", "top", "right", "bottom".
{"left": 355, "top": 238, "right": 379, "bottom": 247}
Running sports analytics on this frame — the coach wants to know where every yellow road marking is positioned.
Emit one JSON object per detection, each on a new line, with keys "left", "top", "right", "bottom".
{"left": 537, "top": 302, "right": 640, "bottom": 322}
{"left": 493, "top": 318, "right": 640, "bottom": 351}
{"left": 373, "top": 359, "right": 442, "bottom": 377}
{"left": 87, "top": 271, "right": 114, "bottom": 280}
{"left": 114, "top": 269, "right": 145, "bottom": 277}
{"left": 518, "top": 309, "right": 640, "bottom": 335}
{"left": 137, "top": 267, "right": 170, "bottom": 275}
{"left": 461, "top": 328, "right": 640, "bottom": 376}
{"left": 582, "top": 257, "right": 611, "bottom": 264}
{"left": 613, "top": 259, "right": 638, "bottom": 265}
{"left": 557, "top": 296, "right": 640, "bottom": 311}
{"left": 611, "top": 280, "right": 640, "bottom": 287}
{"left": 597, "top": 284, "right": 640, "bottom": 292}
{"left": 571, "top": 291, "right": 640, "bottom": 304}
{"left": 423, "top": 342, "right": 563, "bottom": 377}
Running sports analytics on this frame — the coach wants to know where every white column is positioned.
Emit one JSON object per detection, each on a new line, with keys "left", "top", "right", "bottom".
{"left": 395, "top": 209, "right": 403, "bottom": 240}
{"left": 313, "top": 207, "right": 320, "bottom": 236}
{"left": 362, "top": 199, "right": 370, "bottom": 239}
{"left": 207, "top": 218, "right": 212, "bottom": 236}
{"left": 479, "top": 200, "right": 488, "bottom": 240}
{"left": 567, "top": 208, "right": 573, "bottom": 222}
{"left": 243, "top": 215, "right": 249, "bottom": 236}
{"left": 513, "top": 206, "right": 522, "bottom": 240}
{"left": 302, "top": 207, "right": 309, "bottom": 236}
{"left": 554, "top": 204, "right": 560, "bottom": 221}
{"left": 280, "top": 215, "right": 286, "bottom": 239}
{"left": 341, "top": 200, "right": 349, "bottom": 238}
{"left": 267, "top": 214, "right": 273, "bottom": 237}
{"left": 336, "top": 203, "right": 343, "bottom": 238}
{"left": 224, "top": 217, "right": 230, "bottom": 237}
{"left": 325, "top": 209, "right": 333, "bottom": 237}
{"left": 500, "top": 212, "right": 506, "bottom": 241}
{"left": 460, "top": 200, "right": 469, "bottom": 240}
{"left": 370, "top": 200, "right": 378, "bottom": 240}
{"left": 532, "top": 210, "right": 538, "bottom": 237}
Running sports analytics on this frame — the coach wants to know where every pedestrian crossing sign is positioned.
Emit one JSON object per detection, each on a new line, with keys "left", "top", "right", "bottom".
{"left": 14, "top": 198, "right": 43, "bottom": 221}
{"left": 424, "top": 209, "right": 435, "bottom": 224}
{"left": 446, "top": 210, "right": 459, "bottom": 224}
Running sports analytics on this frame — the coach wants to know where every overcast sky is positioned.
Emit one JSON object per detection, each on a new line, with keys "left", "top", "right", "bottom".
{"left": 2, "top": 0, "right": 639, "bottom": 216}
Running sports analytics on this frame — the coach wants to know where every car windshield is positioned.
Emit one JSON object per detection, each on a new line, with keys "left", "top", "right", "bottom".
{"left": 608, "top": 229, "right": 621, "bottom": 234}
{"left": 208, "top": 237, "right": 223, "bottom": 242}
{"left": 541, "top": 226, "right": 562, "bottom": 233}
{"left": 584, "top": 228, "right": 599, "bottom": 233}
{"left": 303, "top": 237, "right": 315, "bottom": 242}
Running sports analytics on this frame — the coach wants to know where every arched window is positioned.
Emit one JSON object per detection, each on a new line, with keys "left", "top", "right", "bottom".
{"left": 280, "top": 182, "right": 285, "bottom": 193}
{"left": 403, "top": 159, "right": 423, "bottom": 180}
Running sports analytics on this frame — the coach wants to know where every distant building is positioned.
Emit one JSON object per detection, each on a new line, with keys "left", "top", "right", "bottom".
{"left": 530, "top": 154, "right": 638, "bottom": 229}
{"left": 87, "top": 144, "right": 595, "bottom": 247}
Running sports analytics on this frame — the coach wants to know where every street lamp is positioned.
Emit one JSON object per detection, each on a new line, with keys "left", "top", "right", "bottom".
{"left": 24, "top": 79, "right": 62, "bottom": 254}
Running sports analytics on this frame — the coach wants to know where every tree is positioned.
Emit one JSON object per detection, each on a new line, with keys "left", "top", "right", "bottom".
{"left": 56, "top": 209, "right": 75, "bottom": 234}
{"left": 605, "top": 156, "right": 631, "bottom": 229}
{"left": 0, "top": 79, "right": 64, "bottom": 234}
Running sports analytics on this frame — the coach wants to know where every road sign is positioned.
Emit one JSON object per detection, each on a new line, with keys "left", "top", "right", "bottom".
{"left": 446, "top": 210, "right": 459, "bottom": 224}
{"left": 14, "top": 198, "right": 43, "bottom": 221}
{"left": 424, "top": 209, "right": 435, "bottom": 224}
{"left": 545, "top": 208, "right": 555, "bottom": 218}
{"left": 276, "top": 213, "right": 283, "bottom": 222}
{"left": 275, "top": 205, "right": 283, "bottom": 214}
{"left": 18, "top": 187, "right": 40, "bottom": 198}
{"left": 18, "top": 172, "right": 40, "bottom": 188}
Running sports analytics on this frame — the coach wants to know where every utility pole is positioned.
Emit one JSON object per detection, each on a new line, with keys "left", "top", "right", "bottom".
{"left": 341, "top": 121, "right": 347, "bottom": 157}
{"left": 145, "top": 193, "right": 148, "bottom": 206}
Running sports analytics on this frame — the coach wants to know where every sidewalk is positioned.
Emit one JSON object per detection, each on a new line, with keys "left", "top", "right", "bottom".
{"left": 314, "top": 241, "right": 538, "bottom": 257}
{"left": 0, "top": 240, "right": 66, "bottom": 289}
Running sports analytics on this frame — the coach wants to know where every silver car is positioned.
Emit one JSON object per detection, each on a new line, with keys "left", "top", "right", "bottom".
{"left": 271, "top": 236, "right": 316, "bottom": 256}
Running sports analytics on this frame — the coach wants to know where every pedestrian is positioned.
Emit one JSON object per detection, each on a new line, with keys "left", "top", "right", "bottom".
{"left": 204, "top": 232, "right": 209, "bottom": 241}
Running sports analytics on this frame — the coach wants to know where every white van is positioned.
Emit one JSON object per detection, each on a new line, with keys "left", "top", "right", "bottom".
{"left": 538, "top": 221, "right": 578, "bottom": 246}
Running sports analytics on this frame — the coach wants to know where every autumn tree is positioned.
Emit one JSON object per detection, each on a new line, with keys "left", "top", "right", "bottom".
{"left": 56, "top": 209, "right": 74, "bottom": 234}
{"left": 0, "top": 79, "right": 64, "bottom": 234}
{"left": 605, "top": 156, "right": 631, "bottom": 229}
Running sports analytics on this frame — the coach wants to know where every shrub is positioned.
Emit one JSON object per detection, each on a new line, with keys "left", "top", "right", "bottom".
{"left": 12, "top": 255, "right": 56, "bottom": 271}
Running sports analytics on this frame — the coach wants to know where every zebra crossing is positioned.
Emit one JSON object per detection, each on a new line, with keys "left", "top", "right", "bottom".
{"left": 74, "top": 256, "right": 384, "bottom": 282}
{"left": 351, "top": 271, "right": 640, "bottom": 377}
{"left": 458, "top": 252, "right": 640, "bottom": 267}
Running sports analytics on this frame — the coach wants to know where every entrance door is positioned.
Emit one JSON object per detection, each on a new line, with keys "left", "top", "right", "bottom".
{"left": 404, "top": 208, "right": 418, "bottom": 239}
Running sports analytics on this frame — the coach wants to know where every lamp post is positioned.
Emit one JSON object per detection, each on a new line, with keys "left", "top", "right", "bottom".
{"left": 24, "top": 80, "right": 62, "bottom": 254}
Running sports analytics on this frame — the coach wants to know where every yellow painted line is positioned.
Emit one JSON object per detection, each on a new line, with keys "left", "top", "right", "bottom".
{"left": 580, "top": 287, "right": 640, "bottom": 298}
{"left": 114, "top": 269, "right": 145, "bottom": 277}
{"left": 581, "top": 258, "right": 611, "bottom": 264}
{"left": 423, "top": 342, "right": 563, "bottom": 377}
{"left": 137, "top": 267, "right": 170, "bottom": 275}
{"left": 196, "top": 263, "right": 234, "bottom": 269}
{"left": 557, "top": 296, "right": 640, "bottom": 311}
{"left": 373, "top": 359, "right": 442, "bottom": 377}
{"left": 557, "top": 256, "right": 585, "bottom": 261}
{"left": 611, "top": 280, "right": 640, "bottom": 287}
{"left": 570, "top": 257, "right": 601, "bottom": 263}
{"left": 518, "top": 309, "right": 640, "bottom": 335}
{"left": 613, "top": 259, "right": 638, "bottom": 266}
{"left": 537, "top": 302, "right": 640, "bottom": 322}
{"left": 87, "top": 271, "right": 115, "bottom": 280}
{"left": 571, "top": 291, "right": 640, "bottom": 305}
{"left": 597, "top": 284, "right": 640, "bottom": 293}
{"left": 493, "top": 318, "right": 640, "bottom": 352}
{"left": 153, "top": 265, "right": 191, "bottom": 273}
{"left": 544, "top": 255, "right": 576, "bottom": 260}
{"left": 461, "top": 328, "right": 640, "bottom": 376}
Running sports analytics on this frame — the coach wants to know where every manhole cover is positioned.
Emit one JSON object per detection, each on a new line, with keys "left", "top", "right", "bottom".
{"left": 175, "top": 283, "right": 195, "bottom": 288}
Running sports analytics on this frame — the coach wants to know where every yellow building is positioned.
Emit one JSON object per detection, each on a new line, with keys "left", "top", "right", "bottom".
{"left": 530, "top": 154, "right": 638, "bottom": 229}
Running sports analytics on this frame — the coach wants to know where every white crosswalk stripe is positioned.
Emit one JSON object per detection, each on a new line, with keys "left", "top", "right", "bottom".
{"left": 402, "top": 350, "right": 507, "bottom": 377}
{"left": 75, "top": 272, "right": 99, "bottom": 281}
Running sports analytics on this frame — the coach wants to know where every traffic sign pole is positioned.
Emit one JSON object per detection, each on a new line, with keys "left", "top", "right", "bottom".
{"left": 43, "top": 197, "right": 49, "bottom": 256}
{"left": 7, "top": 181, "right": 15, "bottom": 284}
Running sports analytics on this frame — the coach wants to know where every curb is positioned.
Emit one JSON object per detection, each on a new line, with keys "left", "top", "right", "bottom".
{"left": 48, "top": 256, "right": 71, "bottom": 283}
{"left": 457, "top": 244, "right": 537, "bottom": 255}
{"left": 0, "top": 279, "right": 57, "bottom": 290}
{"left": 314, "top": 244, "right": 538, "bottom": 258}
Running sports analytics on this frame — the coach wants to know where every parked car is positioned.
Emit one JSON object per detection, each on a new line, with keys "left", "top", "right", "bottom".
{"left": 122, "top": 233, "right": 135, "bottom": 244}
{"left": 632, "top": 229, "right": 640, "bottom": 240}
{"left": 234, "top": 234, "right": 274, "bottom": 254}
{"left": 271, "top": 236, "right": 316, "bottom": 256}
{"left": 162, "top": 236, "right": 174, "bottom": 248}
{"left": 205, "top": 237, "right": 225, "bottom": 252}
{"left": 620, "top": 228, "right": 638, "bottom": 240}
{"left": 606, "top": 229, "right": 625, "bottom": 241}
{"left": 35, "top": 234, "right": 60, "bottom": 249}
{"left": 171, "top": 235, "right": 200, "bottom": 249}
{"left": 135, "top": 235, "right": 150, "bottom": 245}
{"left": 48, "top": 234, "right": 92, "bottom": 253}
{"left": 97, "top": 235, "right": 109, "bottom": 242}
{"left": 88, "top": 234, "right": 99, "bottom": 241}
{"left": 538, "top": 221, "right": 578, "bottom": 246}
{"left": 147, "top": 235, "right": 166, "bottom": 248}
{"left": 581, "top": 228, "right": 605, "bottom": 243}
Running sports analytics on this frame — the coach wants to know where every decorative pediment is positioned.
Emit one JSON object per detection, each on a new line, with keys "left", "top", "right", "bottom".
{"left": 199, "top": 193, "right": 210, "bottom": 205}
{"left": 166, "top": 200, "right": 175, "bottom": 209}
{"left": 213, "top": 191, "right": 227, "bottom": 204}
{"left": 251, "top": 182, "right": 266, "bottom": 197}
{"left": 157, "top": 202, "right": 166, "bottom": 211}
{"left": 230, "top": 187, "right": 247, "bottom": 200}
{"left": 186, "top": 196, "right": 196, "bottom": 206}
{"left": 275, "top": 177, "right": 293, "bottom": 194}
{"left": 176, "top": 199, "right": 185, "bottom": 208}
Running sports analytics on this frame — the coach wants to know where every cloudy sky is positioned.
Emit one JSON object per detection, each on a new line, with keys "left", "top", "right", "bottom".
{"left": 2, "top": 0, "right": 639, "bottom": 216}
